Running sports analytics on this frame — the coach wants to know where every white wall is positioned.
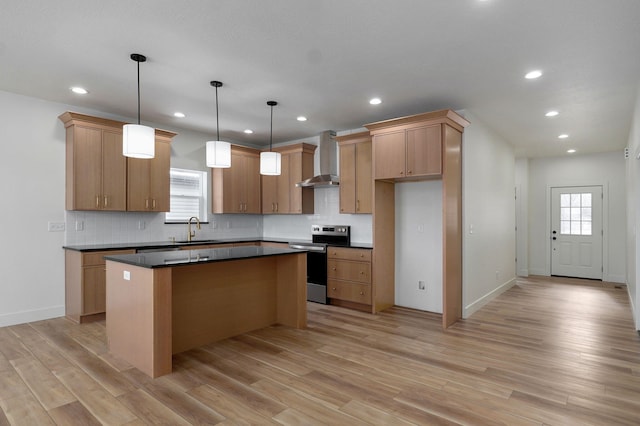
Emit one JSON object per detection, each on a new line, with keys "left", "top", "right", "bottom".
{"left": 395, "top": 180, "right": 443, "bottom": 312}
{"left": 0, "top": 91, "right": 68, "bottom": 326}
{"left": 527, "top": 152, "right": 626, "bottom": 283}
{"left": 626, "top": 84, "right": 640, "bottom": 330}
{"left": 461, "top": 111, "right": 517, "bottom": 318}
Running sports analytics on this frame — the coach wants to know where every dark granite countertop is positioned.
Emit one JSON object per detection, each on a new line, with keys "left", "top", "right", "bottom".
{"left": 64, "top": 237, "right": 372, "bottom": 252}
{"left": 104, "top": 246, "right": 306, "bottom": 269}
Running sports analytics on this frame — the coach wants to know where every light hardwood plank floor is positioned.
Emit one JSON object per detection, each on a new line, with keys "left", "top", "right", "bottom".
{"left": 1, "top": 275, "right": 639, "bottom": 425}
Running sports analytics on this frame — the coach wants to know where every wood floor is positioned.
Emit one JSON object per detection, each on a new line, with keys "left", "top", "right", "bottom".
{"left": 1, "top": 276, "right": 639, "bottom": 425}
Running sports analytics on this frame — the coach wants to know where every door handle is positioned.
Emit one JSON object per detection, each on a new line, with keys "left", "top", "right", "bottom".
{"left": 552, "top": 237, "right": 557, "bottom": 240}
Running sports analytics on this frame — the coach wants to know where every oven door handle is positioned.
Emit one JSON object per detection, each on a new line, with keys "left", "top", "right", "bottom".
{"left": 289, "top": 244, "right": 326, "bottom": 252}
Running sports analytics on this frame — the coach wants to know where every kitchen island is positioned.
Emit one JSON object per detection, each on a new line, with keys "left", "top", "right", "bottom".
{"left": 104, "top": 246, "right": 307, "bottom": 378}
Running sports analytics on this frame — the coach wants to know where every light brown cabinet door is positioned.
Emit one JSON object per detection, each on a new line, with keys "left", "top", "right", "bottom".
{"left": 82, "top": 266, "right": 105, "bottom": 315}
{"left": 339, "top": 143, "right": 356, "bottom": 213}
{"left": 244, "top": 154, "right": 261, "bottom": 213}
{"left": 73, "top": 126, "right": 103, "bottom": 210}
{"left": 149, "top": 140, "right": 170, "bottom": 211}
{"left": 128, "top": 139, "right": 171, "bottom": 211}
{"left": 406, "top": 125, "right": 442, "bottom": 177}
{"left": 101, "top": 130, "right": 127, "bottom": 211}
{"left": 261, "top": 174, "right": 278, "bottom": 213}
{"left": 373, "top": 131, "right": 405, "bottom": 179}
{"left": 355, "top": 140, "right": 372, "bottom": 213}
{"left": 275, "top": 153, "right": 291, "bottom": 213}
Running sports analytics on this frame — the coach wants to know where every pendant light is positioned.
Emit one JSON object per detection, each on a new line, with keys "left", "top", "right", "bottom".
{"left": 206, "top": 81, "right": 231, "bottom": 168}
{"left": 123, "top": 53, "right": 155, "bottom": 159}
{"left": 260, "top": 101, "right": 281, "bottom": 175}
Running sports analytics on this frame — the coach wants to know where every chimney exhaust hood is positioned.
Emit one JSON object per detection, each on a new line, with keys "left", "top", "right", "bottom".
{"left": 296, "top": 130, "right": 340, "bottom": 188}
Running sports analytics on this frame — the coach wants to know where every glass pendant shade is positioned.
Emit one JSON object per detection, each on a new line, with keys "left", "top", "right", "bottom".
{"left": 122, "top": 124, "right": 155, "bottom": 159}
{"left": 206, "top": 140, "right": 231, "bottom": 168}
{"left": 260, "top": 151, "right": 281, "bottom": 175}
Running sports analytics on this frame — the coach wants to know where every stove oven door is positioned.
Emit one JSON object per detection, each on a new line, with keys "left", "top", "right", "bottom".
{"left": 306, "top": 250, "right": 327, "bottom": 304}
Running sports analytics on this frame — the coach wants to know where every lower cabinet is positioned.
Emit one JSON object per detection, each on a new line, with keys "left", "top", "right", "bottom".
{"left": 327, "top": 247, "right": 372, "bottom": 308}
{"left": 65, "top": 249, "right": 135, "bottom": 323}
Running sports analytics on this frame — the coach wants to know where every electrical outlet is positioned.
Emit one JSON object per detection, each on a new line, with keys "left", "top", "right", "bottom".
{"left": 212, "top": 221, "right": 218, "bottom": 229}
{"left": 123, "top": 270, "right": 130, "bottom": 280}
{"left": 75, "top": 220, "right": 84, "bottom": 231}
{"left": 48, "top": 222, "right": 65, "bottom": 232}
{"left": 138, "top": 220, "right": 145, "bottom": 230}
{"left": 418, "top": 280, "right": 426, "bottom": 290}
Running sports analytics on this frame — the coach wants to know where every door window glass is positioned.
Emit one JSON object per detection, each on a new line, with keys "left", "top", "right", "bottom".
{"left": 560, "top": 192, "right": 592, "bottom": 235}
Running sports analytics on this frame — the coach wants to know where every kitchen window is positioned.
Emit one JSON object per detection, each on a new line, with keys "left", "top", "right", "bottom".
{"left": 165, "top": 168, "right": 208, "bottom": 223}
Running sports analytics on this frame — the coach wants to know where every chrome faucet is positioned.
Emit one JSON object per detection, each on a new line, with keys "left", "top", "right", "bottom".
{"left": 187, "top": 217, "right": 201, "bottom": 242}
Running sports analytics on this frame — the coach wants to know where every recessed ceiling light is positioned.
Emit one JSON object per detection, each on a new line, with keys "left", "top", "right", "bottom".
{"left": 567, "top": 149, "right": 576, "bottom": 153}
{"left": 244, "top": 129, "right": 253, "bottom": 134}
{"left": 545, "top": 110, "right": 559, "bottom": 117}
{"left": 70, "top": 86, "right": 88, "bottom": 95}
{"left": 525, "top": 70, "right": 543, "bottom": 79}
{"left": 558, "top": 134, "right": 569, "bottom": 139}
{"left": 297, "top": 116, "right": 307, "bottom": 122}
{"left": 369, "top": 97, "right": 382, "bottom": 105}
{"left": 173, "top": 112, "right": 186, "bottom": 118}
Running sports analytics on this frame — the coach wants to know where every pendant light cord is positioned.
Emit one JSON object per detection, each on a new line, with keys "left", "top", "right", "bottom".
{"left": 269, "top": 104, "right": 273, "bottom": 152}
{"left": 136, "top": 59, "right": 141, "bottom": 125}
{"left": 267, "top": 100, "right": 277, "bottom": 152}
{"left": 215, "top": 84, "right": 220, "bottom": 141}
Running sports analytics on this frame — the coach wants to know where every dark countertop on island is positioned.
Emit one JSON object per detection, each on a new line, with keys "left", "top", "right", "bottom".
{"left": 104, "top": 245, "right": 306, "bottom": 269}
{"left": 64, "top": 237, "right": 373, "bottom": 252}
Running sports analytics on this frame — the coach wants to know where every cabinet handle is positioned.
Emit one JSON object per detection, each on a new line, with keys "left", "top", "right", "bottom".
{"left": 152, "top": 199, "right": 156, "bottom": 209}
{"left": 400, "top": 171, "right": 404, "bottom": 175}
{"left": 145, "top": 199, "right": 150, "bottom": 209}
{"left": 332, "top": 267, "right": 337, "bottom": 271}
{"left": 356, "top": 200, "right": 360, "bottom": 211}
{"left": 332, "top": 287, "right": 336, "bottom": 291}
{"left": 408, "top": 170, "right": 412, "bottom": 175}
{"left": 271, "top": 202, "right": 275, "bottom": 212}
{"left": 104, "top": 196, "right": 108, "bottom": 207}
{"left": 359, "top": 291, "right": 364, "bottom": 295}
{"left": 360, "top": 254, "right": 364, "bottom": 257}
{"left": 96, "top": 196, "right": 100, "bottom": 208}
{"left": 275, "top": 202, "right": 278, "bottom": 212}
{"left": 360, "top": 271, "right": 364, "bottom": 274}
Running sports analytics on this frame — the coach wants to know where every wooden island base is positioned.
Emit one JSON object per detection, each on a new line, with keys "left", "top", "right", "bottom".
{"left": 106, "top": 252, "right": 306, "bottom": 378}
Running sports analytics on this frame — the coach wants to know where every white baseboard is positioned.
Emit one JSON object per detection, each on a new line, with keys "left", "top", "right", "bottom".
{"left": 605, "top": 274, "right": 626, "bottom": 284}
{"left": 517, "top": 269, "right": 529, "bottom": 277}
{"left": 0, "top": 305, "right": 65, "bottom": 328}
{"left": 464, "top": 277, "right": 517, "bottom": 319}
{"left": 627, "top": 285, "right": 639, "bottom": 331}
{"left": 528, "top": 268, "right": 548, "bottom": 276}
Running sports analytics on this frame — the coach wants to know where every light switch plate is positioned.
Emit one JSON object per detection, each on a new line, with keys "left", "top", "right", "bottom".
{"left": 123, "top": 271, "right": 131, "bottom": 280}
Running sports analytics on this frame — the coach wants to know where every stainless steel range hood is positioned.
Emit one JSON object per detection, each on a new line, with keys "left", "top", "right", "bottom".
{"left": 296, "top": 130, "right": 340, "bottom": 188}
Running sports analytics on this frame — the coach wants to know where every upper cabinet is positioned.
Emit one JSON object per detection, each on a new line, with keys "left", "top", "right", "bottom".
{"left": 372, "top": 123, "right": 441, "bottom": 180}
{"left": 261, "top": 143, "right": 316, "bottom": 214}
{"left": 212, "top": 145, "right": 261, "bottom": 214}
{"left": 336, "top": 132, "right": 372, "bottom": 214}
{"left": 127, "top": 137, "right": 172, "bottom": 212}
{"left": 60, "top": 112, "right": 127, "bottom": 211}
{"left": 59, "top": 112, "right": 176, "bottom": 212}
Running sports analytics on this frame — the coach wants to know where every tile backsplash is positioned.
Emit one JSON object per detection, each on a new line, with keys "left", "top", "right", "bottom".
{"left": 64, "top": 188, "right": 372, "bottom": 245}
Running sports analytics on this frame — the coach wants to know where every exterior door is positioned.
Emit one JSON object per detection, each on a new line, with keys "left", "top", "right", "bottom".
{"left": 551, "top": 186, "right": 603, "bottom": 279}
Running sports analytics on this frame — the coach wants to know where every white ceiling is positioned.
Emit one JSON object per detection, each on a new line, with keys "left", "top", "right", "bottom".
{"left": 2, "top": 0, "right": 639, "bottom": 157}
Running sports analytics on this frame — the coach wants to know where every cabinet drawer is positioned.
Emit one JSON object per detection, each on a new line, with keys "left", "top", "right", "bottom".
{"left": 82, "top": 249, "right": 135, "bottom": 266}
{"left": 327, "top": 247, "right": 372, "bottom": 262}
{"left": 328, "top": 280, "right": 371, "bottom": 304}
{"left": 327, "top": 259, "right": 371, "bottom": 283}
